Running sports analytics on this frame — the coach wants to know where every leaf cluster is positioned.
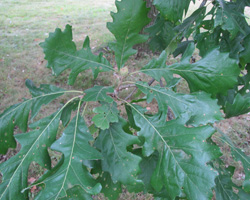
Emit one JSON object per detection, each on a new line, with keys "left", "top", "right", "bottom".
{"left": 0, "top": 0, "right": 250, "bottom": 199}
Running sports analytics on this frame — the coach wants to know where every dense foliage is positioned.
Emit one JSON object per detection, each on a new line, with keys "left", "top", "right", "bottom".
{"left": 0, "top": 0, "right": 250, "bottom": 199}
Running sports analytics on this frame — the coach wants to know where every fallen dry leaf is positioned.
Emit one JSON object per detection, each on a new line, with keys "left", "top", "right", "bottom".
{"left": 30, "top": 186, "right": 37, "bottom": 193}
{"left": 28, "top": 177, "right": 36, "bottom": 184}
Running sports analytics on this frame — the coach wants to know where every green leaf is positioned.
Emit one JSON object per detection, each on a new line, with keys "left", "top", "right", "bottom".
{"left": 219, "top": 65, "right": 250, "bottom": 117}
{"left": 140, "top": 51, "right": 173, "bottom": 84}
{"left": 130, "top": 104, "right": 221, "bottom": 200}
{"left": 92, "top": 101, "right": 119, "bottom": 130}
{"left": 137, "top": 151, "right": 159, "bottom": 192}
{"left": 60, "top": 185, "right": 93, "bottom": 200}
{"left": 82, "top": 85, "right": 114, "bottom": 103}
{"left": 153, "top": 0, "right": 191, "bottom": 23}
{"left": 196, "top": 28, "right": 221, "bottom": 57}
{"left": 240, "top": 34, "right": 250, "bottom": 66}
{"left": 25, "top": 79, "right": 65, "bottom": 119}
{"left": 239, "top": 189, "right": 250, "bottom": 200}
{"left": 216, "top": 128, "right": 250, "bottom": 192}
{"left": 214, "top": 165, "right": 243, "bottom": 200}
{"left": 136, "top": 81, "right": 223, "bottom": 126}
{"left": 61, "top": 99, "right": 81, "bottom": 127}
{"left": 214, "top": 2, "right": 247, "bottom": 39}
{"left": 215, "top": 8, "right": 239, "bottom": 39}
{"left": 224, "top": 93, "right": 250, "bottom": 118}
{"left": 171, "top": 48, "right": 240, "bottom": 95}
{"left": 141, "top": 48, "right": 240, "bottom": 96}
{"left": 87, "top": 160, "right": 122, "bottom": 200}
{"left": 107, "top": 0, "right": 151, "bottom": 69}
{"left": 239, "top": 66, "right": 250, "bottom": 98}
{"left": 173, "top": 40, "right": 194, "bottom": 58}
{"left": 35, "top": 108, "right": 102, "bottom": 199}
{"left": 140, "top": 46, "right": 193, "bottom": 86}
{"left": 0, "top": 79, "right": 71, "bottom": 154}
{"left": 95, "top": 118, "right": 143, "bottom": 187}
{"left": 97, "top": 172, "right": 122, "bottom": 200}
{"left": 0, "top": 112, "right": 61, "bottom": 200}
{"left": 140, "top": 46, "right": 240, "bottom": 95}
{"left": 149, "top": 7, "right": 205, "bottom": 55}
{"left": 40, "top": 25, "right": 113, "bottom": 85}
{"left": 220, "top": 32, "right": 245, "bottom": 60}
{"left": 174, "top": 7, "right": 206, "bottom": 39}
{"left": 179, "top": 42, "right": 195, "bottom": 62}
{"left": 145, "top": 15, "right": 176, "bottom": 52}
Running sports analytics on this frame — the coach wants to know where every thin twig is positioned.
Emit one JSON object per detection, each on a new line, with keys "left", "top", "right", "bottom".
{"left": 199, "top": 0, "right": 207, "bottom": 8}
{"left": 118, "top": 84, "right": 136, "bottom": 91}
{"left": 160, "top": 79, "right": 164, "bottom": 87}
{"left": 125, "top": 88, "right": 137, "bottom": 101}
{"left": 124, "top": 78, "right": 155, "bottom": 101}
{"left": 148, "top": 78, "right": 155, "bottom": 86}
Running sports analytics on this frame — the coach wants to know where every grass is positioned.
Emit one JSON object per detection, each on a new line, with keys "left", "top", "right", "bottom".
{"left": 0, "top": 0, "right": 250, "bottom": 199}
{"left": 0, "top": 0, "right": 115, "bottom": 112}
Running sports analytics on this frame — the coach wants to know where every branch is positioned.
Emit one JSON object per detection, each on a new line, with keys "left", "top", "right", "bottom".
{"left": 118, "top": 84, "right": 136, "bottom": 91}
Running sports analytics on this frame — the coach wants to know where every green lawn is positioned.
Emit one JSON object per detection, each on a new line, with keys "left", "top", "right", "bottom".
{"left": 0, "top": 0, "right": 115, "bottom": 112}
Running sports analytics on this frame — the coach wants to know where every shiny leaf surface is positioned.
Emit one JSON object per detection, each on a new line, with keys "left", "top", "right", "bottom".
{"left": 35, "top": 108, "right": 102, "bottom": 199}
{"left": 130, "top": 104, "right": 221, "bottom": 200}
{"left": 95, "top": 118, "right": 143, "bottom": 187}
{"left": 0, "top": 112, "right": 61, "bottom": 200}
{"left": 40, "top": 25, "right": 113, "bottom": 84}
{"left": 0, "top": 80, "right": 69, "bottom": 154}
{"left": 107, "top": 0, "right": 150, "bottom": 69}
{"left": 136, "top": 81, "right": 223, "bottom": 126}
{"left": 83, "top": 85, "right": 114, "bottom": 103}
{"left": 92, "top": 101, "right": 119, "bottom": 130}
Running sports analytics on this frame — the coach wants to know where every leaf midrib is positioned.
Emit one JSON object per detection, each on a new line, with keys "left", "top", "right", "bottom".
{"left": 127, "top": 101, "right": 208, "bottom": 198}
{"left": 140, "top": 67, "right": 233, "bottom": 77}
{"left": 55, "top": 101, "right": 83, "bottom": 199}
{"left": 54, "top": 49, "right": 114, "bottom": 71}
{"left": 217, "top": 176, "right": 234, "bottom": 200}
{"left": 0, "top": 90, "right": 82, "bottom": 121}
{"left": 136, "top": 82, "right": 189, "bottom": 105}
{"left": 0, "top": 97, "right": 80, "bottom": 199}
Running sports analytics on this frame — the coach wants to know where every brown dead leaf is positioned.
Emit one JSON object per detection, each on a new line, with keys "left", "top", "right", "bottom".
{"left": 28, "top": 177, "right": 36, "bottom": 184}
{"left": 30, "top": 186, "right": 37, "bottom": 193}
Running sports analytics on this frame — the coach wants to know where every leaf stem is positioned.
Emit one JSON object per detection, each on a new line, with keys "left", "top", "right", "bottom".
{"left": 125, "top": 88, "right": 138, "bottom": 101}
{"left": 124, "top": 78, "right": 155, "bottom": 101}
{"left": 81, "top": 102, "right": 88, "bottom": 117}
{"left": 63, "top": 90, "right": 84, "bottom": 94}
{"left": 121, "top": 81, "right": 136, "bottom": 85}
{"left": 129, "top": 70, "right": 141, "bottom": 76}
